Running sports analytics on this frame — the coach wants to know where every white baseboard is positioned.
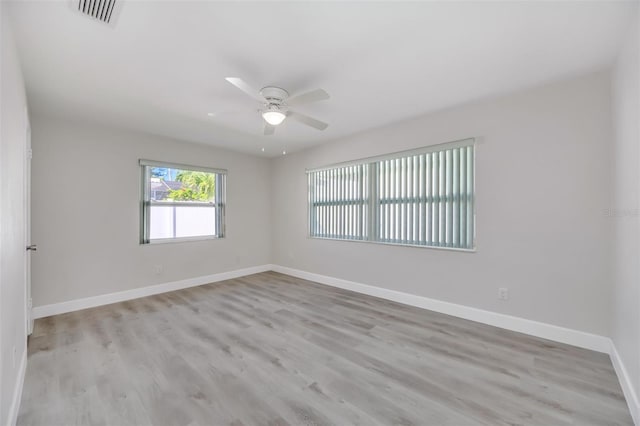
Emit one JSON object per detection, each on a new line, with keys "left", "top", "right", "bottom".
{"left": 31, "top": 263, "right": 609, "bottom": 352}
{"left": 6, "top": 348, "right": 27, "bottom": 426}
{"left": 271, "top": 265, "right": 611, "bottom": 353}
{"left": 610, "top": 341, "right": 639, "bottom": 425}
{"left": 32, "top": 264, "right": 271, "bottom": 319}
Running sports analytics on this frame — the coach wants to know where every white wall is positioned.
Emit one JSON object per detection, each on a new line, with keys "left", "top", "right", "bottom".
{"left": 611, "top": 7, "right": 640, "bottom": 420}
{"left": 30, "top": 115, "right": 271, "bottom": 307}
{"left": 0, "top": 4, "right": 29, "bottom": 425}
{"left": 271, "top": 71, "right": 613, "bottom": 336}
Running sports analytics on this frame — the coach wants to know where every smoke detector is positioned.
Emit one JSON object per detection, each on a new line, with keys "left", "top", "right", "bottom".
{"left": 69, "top": 0, "right": 123, "bottom": 27}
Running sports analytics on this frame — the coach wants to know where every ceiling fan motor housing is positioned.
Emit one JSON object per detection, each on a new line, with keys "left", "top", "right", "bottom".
{"left": 260, "top": 86, "right": 289, "bottom": 105}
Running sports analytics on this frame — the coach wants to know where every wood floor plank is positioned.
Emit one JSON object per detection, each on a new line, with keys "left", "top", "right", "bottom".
{"left": 18, "top": 272, "right": 633, "bottom": 426}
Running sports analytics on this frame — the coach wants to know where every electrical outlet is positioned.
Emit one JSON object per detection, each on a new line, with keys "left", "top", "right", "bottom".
{"left": 498, "top": 287, "right": 509, "bottom": 301}
{"left": 153, "top": 264, "right": 163, "bottom": 275}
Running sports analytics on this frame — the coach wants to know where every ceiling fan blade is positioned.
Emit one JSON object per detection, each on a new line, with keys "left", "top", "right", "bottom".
{"left": 287, "top": 89, "right": 330, "bottom": 106}
{"left": 225, "top": 77, "right": 263, "bottom": 101}
{"left": 264, "top": 122, "right": 275, "bottom": 136}
{"left": 208, "top": 109, "right": 255, "bottom": 117}
{"left": 287, "top": 111, "right": 329, "bottom": 131}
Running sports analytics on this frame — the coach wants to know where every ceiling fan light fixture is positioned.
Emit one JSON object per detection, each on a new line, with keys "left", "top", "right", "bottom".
{"left": 262, "top": 110, "right": 286, "bottom": 126}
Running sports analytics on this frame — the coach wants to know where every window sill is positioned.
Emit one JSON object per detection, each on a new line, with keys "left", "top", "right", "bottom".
{"left": 307, "top": 236, "right": 476, "bottom": 253}
{"left": 142, "top": 235, "right": 224, "bottom": 245}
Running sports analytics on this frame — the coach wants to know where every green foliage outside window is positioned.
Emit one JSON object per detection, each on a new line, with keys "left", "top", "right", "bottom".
{"left": 168, "top": 171, "right": 216, "bottom": 202}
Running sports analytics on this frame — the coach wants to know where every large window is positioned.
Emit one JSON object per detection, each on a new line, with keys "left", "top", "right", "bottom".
{"left": 308, "top": 139, "right": 475, "bottom": 250}
{"left": 140, "top": 160, "right": 226, "bottom": 244}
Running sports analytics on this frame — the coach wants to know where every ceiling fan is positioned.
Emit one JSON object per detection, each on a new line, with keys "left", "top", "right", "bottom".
{"left": 224, "top": 77, "right": 330, "bottom": 136}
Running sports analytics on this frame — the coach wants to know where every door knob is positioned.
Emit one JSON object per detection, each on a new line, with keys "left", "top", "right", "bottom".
{"left": 26, "top": 244, "right": 37, "bottom": 251}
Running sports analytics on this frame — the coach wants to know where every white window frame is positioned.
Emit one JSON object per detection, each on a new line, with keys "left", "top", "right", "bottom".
{"left": 140, "top": 159, "right": 227, "bottom": 244}
{"left": 307, "top": 138, "right": 476, "bottom": 251}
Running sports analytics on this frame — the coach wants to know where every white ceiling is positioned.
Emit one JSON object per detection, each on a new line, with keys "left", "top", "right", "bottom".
{"left": 7, "top": 0, "right": 637, "bottom": 157}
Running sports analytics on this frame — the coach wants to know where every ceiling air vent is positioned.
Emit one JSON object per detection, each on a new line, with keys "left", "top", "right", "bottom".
{"left": 71, "top": 0, "right": 122, "bottom": 26}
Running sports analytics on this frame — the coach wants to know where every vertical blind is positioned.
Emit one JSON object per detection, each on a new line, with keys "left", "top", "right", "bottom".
{"left": 307, "top": 164, "right": 369, "bottom": 240}
{"left": 307, "top": 139, "right": 475, "bottom": 250}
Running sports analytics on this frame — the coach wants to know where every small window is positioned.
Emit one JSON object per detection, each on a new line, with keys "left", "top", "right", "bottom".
{"left": 308, "top": 139, "right": 475, "bottom": 250}
{"left": 140, "top": 160, "right": 226, "bottom": 244}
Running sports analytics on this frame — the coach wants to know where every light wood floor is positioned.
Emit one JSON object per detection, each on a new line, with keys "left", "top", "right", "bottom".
{"left": 19, "top": 272, "right": 633, "bottom": 425}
